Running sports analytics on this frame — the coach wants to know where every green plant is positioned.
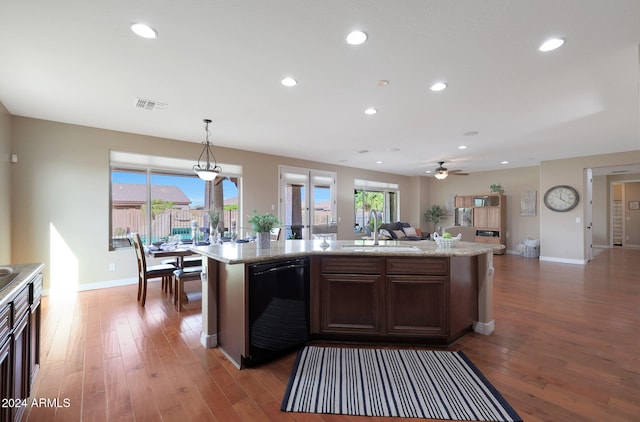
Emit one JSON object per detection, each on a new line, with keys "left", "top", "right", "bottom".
{"left": 207, "top": 208, "right": 222, "bottom": 234}
{"left": 490, "top": 183, "right": 504, "bottom": 194}
{"left": 207, "top": 208, "right": 221, "bottom": 226}
{"left": 424, "top": 204, "right": 446, "bottom": 230}
{"left": 248, "top": 210, "right": 281, "bottom": 233}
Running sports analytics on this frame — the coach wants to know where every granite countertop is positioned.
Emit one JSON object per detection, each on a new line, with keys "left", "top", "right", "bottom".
{"left": 192, "top": 239, "right": 504, "bottom": 265}
{"left": 0, "top": 262, "right": 45, "bottom": 306}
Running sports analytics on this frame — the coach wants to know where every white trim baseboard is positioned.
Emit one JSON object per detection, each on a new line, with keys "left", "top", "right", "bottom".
{"left": 539, "top": 256, "right": 586, "bottom": 265}
{"left": 473, "top": 320, "right": 495, "bottom": 335}
{"left": 200, "top": 332, "right": 218, "bottom": 349}
{"left": 41, "top": 277, "right": 138, "bottom": 296}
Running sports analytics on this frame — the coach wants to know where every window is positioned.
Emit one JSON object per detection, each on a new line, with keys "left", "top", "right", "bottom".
{"left": 354, "top": 179, "right": 399, "bottom": 234}
{"left": 109, "top": 151, "right": 241, "bottom": 249}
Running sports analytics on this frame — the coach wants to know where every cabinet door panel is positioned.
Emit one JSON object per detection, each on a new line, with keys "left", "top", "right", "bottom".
{"left": 321, "top": 274, "right": 382, "bottom": 333}
{"left": 486, "top": 207, "right": 501, "bottom": 228}
{"left": 12, "top": 314, "right": 29, "bottom": 422}
{"left": 387, "top": 276, "right": 446, "bottom": 335}
{"left": 472, "top": 207, "right": 488, "bottom": 228}
{"left": 0, "top": 338, "right": 11, "bottom": 422}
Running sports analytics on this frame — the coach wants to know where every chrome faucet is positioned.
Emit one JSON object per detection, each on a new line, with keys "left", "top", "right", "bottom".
{"left": 369, "top": 209, "right": 379, "bottom": 246}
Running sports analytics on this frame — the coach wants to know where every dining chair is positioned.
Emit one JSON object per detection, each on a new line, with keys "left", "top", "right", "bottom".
{"left": 270, "top": 227, "right": 282, "bottom": 241}
{"left": 173, "top": 266, "right": 203, "bottom": 312}
{"left": 131, "top": 233, "right": 177, "bottom": 307}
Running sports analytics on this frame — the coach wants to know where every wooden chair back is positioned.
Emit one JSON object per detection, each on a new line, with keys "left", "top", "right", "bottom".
{"left": 270, "top": 227, "right": 282, "bottom": 241}
{"left": 131, "top": 232, "right": 146, "bottom": 281}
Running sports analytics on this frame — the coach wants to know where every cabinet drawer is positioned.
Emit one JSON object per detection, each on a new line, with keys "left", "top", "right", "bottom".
{"left": 387, "top": 258, "right": 448, "bottom": 275}
{"left": 321, "top": 257, "right": 382, "bottom": 274}
{"left": 13, "top": 286, "right": 30, "bottom": 323}
{"left": 0, "top": 304, "right": 10, "bottom": 341}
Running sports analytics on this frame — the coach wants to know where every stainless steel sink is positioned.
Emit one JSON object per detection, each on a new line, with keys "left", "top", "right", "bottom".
{"left": 0, "top": 267, "right": 19, "bottom": 292}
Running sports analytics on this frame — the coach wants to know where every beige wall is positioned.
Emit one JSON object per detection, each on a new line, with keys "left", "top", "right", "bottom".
{"left": 426, "top": 166, "right": 541, "bottom": 253}
{"left": 540, "top": 152, "right": 640, "bottom": 262}
{"left": 0, "top": 103, "right": 10, "bottom": 264}
{"left": 5, "top": 109, "right": 640, "bottom": 289}
{"left": 9, "top": 116, "right": 420, "bottom": 290}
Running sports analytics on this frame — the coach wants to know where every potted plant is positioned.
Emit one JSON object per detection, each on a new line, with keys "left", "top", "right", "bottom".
{"left": 248, "top": 210, "right": 281, "bottom": 248}
{"left": 207, "top": 208, "right": 222, "bottom": 243}
{"left": 490, "top": 183, "right": 504, "bottom": 194}
{"left": 424, "top": 204, "right": 446, "bottom": 235}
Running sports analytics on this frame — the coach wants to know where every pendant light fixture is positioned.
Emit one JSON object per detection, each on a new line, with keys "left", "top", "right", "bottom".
{"left": 193, "top": 119, "right": 222, "bottom": 181}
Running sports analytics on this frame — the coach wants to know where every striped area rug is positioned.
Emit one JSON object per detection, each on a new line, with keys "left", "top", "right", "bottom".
{"left": 281, "top": 346, "right": 522, "bottom": 421}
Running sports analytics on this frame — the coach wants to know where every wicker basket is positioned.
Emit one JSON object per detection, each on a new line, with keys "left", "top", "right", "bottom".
{"left": 432, "top": 232, "right": 462, "bottom": 248}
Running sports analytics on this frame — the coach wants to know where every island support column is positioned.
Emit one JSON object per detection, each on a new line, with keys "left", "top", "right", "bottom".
{"left": 474, "top": 251, "right": 495, "bottom": 335}
{"left": 200, "top": 257, "right": 218, "bottom": 348}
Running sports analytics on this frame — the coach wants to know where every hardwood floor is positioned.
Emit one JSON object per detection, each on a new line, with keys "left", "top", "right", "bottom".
{"left": 24, "top": 248, "right": 640, "bottom": 422}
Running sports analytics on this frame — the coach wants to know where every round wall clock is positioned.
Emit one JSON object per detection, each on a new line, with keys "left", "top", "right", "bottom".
{"left": 543, "top": 185, "right": 579, "bottom": 212}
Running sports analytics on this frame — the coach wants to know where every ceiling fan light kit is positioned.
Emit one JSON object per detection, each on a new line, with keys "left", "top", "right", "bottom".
{"left": 433, "top": 161, "right": 469, "bottom": 180}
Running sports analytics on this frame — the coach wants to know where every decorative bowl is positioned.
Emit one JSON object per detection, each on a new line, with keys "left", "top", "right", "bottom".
{"left": 432, "top": 232, "right": 462, "bottom": 248}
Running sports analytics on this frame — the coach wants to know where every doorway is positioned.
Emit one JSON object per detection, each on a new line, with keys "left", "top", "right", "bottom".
{"left": 279, "top": 166, "right": 337, "bottom": 240}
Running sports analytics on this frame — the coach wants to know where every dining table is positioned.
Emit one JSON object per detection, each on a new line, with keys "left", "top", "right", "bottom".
{"left": 148, "top": 245, "right": 196, "bottom": 269}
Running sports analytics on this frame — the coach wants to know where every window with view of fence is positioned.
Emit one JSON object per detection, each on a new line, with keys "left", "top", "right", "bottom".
{"left": 112, "top": 208, "right": 239, "bottom": 244}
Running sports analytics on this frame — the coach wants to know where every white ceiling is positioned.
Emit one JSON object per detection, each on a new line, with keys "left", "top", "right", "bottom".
{"left": 1, "top": 0, "right": 639, "bottom": 176}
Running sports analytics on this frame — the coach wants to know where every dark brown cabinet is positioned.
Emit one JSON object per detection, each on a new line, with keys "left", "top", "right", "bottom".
{"left": 312, "top": 256, "right": 476, "bottom": 345}
{"left": 0, "top": 270, "right": 42, "bottom": 422}
{"left": 386, "top": 258, "right": 448, "bottom": 337}
{"left": 319, "top": 257, "right": 383, "bottom": 334}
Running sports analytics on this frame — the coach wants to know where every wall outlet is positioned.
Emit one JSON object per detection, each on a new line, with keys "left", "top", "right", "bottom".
{"left": 108, "top": 263, "right": 116, "bottom": 272}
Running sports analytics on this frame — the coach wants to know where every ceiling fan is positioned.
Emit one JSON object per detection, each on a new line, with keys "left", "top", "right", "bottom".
{"left": 434, "top": 161, "right": 469, "bottom": 180}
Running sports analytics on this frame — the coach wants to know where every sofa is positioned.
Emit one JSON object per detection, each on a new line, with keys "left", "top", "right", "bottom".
{"left": 378, "top": 222, "right": 428, "bottom": 241}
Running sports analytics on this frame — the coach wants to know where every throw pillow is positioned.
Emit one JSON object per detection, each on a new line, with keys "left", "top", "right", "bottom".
{"left": 379, "top": 229, "right": 393, "bottom": 239}
{"left": 393, "top": 229, "right": 406, "bottom": 239}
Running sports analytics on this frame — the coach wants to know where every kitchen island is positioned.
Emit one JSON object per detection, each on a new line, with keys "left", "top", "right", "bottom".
{"left": 193, "top": 239, "right": 502, "bottom": 368}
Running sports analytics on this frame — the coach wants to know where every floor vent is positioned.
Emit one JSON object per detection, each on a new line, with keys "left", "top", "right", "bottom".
{"left": 134, "top": 98, "right": 167, "bottom": 111}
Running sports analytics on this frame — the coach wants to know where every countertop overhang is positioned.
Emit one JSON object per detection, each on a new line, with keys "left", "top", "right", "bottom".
{"left": 0, "top": 262, "right": 45, "bottom": 307}
{"left": 192, "top": 239, "right": 504, "bottom": 265}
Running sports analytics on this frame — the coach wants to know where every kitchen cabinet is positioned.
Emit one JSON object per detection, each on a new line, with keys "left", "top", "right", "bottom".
{"left": 319, "top": 257, "right": 383, "bottom": 334}
{"left": 312, "top": 255, "right": 477, "bottom": 345}
{"left": 0, "top": 266, "right": 43, "bottom": 422}
{"left": 386, "top": 258, "right": 448, "bottom": 337}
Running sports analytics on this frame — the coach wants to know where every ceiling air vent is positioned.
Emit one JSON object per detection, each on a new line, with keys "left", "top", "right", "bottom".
{"left": 134, "top": 98, "right": 167, "bottom": 111}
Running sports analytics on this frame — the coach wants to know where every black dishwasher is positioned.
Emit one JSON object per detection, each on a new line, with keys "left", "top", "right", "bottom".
{"left": 246, "top": 257, "right": 310, "bottom": 367}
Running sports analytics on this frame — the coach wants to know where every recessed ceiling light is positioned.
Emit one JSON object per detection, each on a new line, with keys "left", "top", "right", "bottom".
{"left": 281, "top": 77, "right": 297, "bottom": 87}
{"left": 539, "top": 38, "right": 564, "bottom": 52}
{"left": 458, "top": 145, "right": 467, "bottom": 150}
{"left": 430, "top": 82, "right": 448, "bottom": 92}
{"left": 346, "top": 30, "right": 367, "bottom": 45}
{"left": 131, "top": 23, "right": 157, "bottom": 39}
{"left": 375, "top": 160, "right": 383, "bottom": 164}
{"left": 501, "top": 161, "right": 509, "bottom": 164}
{"left": 364, "top": 107, "right": 378, "bottom": 115}
{"left": 425, "top": 170, "right": 432, "bottom": 174}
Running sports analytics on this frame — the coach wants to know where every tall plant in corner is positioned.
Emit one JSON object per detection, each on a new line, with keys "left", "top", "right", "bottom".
{"left": 424, "top": 204, "right": 446, "bottom": 234}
